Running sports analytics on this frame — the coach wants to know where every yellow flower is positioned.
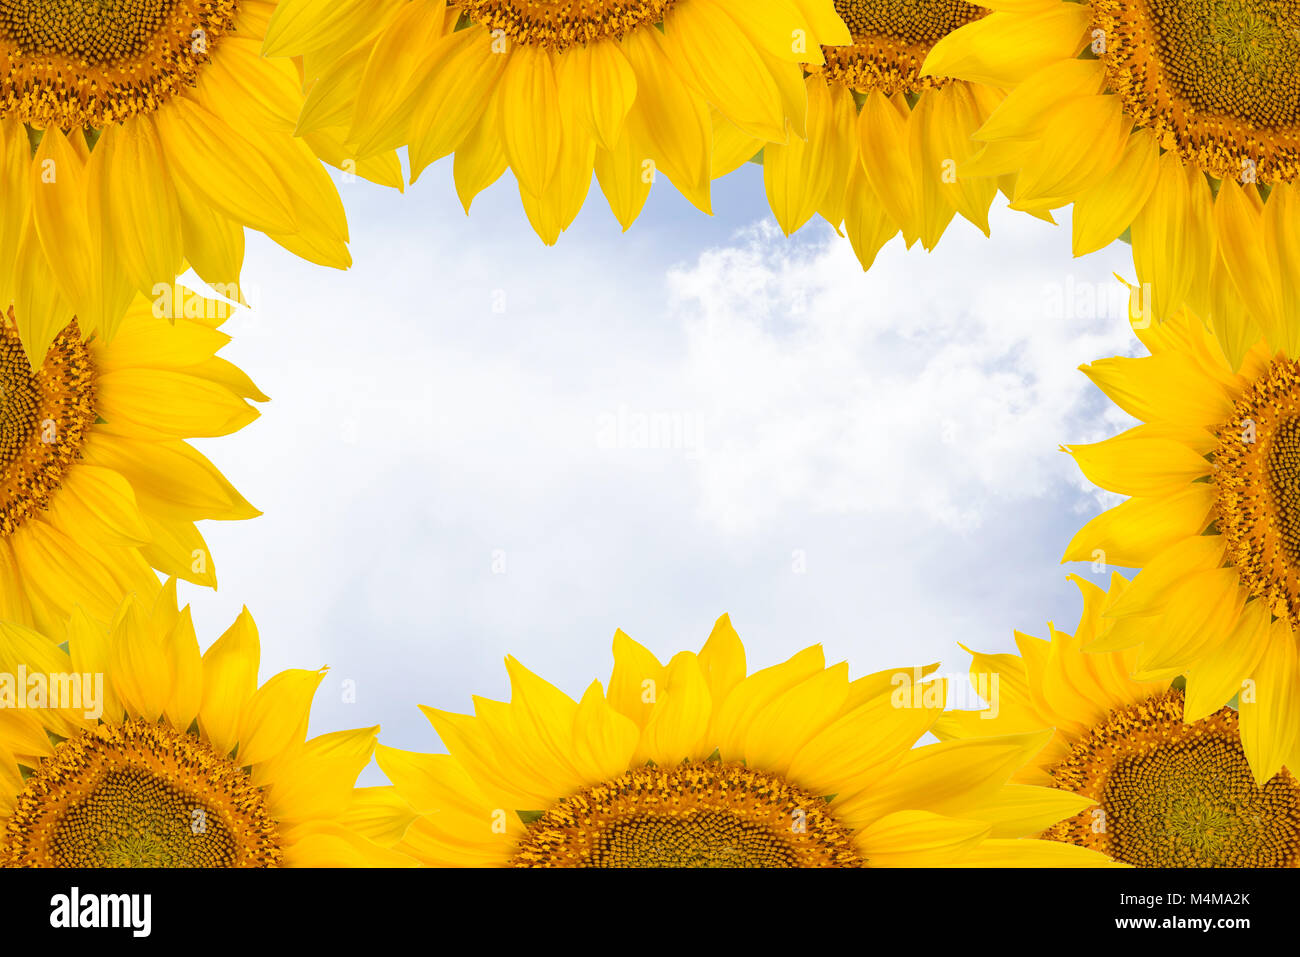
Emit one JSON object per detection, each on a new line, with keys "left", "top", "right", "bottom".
{"left": 0, "top": 0, "right": 401, "bottom": 364}
{"left": 751, "top": 0, "right": 1007, "bottom": 270}
{"left": 0, "top": 288, "right": 263, "bottom": 636}
{"left": 274, "top": 0, "right": 851, "bottom": 243}
{"left": 936, "top": 574, "right": 1300, "bottom": 867}
{"left": 1064, "top": 291, "right": 1300, "bottom": 783}
{"left": 923, "top": 0, "right": 1300, "bottom": 346}
{"left": 0, "top": 580, "right": 403, "bottom": 867}
{"left": 359, "top": 616, "right": 1114, "bottom": 867}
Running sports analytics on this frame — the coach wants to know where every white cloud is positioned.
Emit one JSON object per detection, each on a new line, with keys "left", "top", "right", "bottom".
{"left": 668, "top": 217, "right": 1139, "bottom": 534}
{"left": 171, "top": 172, "right": 1147, "bottom": 776}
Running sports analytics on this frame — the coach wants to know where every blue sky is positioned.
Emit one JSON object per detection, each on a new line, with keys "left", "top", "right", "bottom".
{"left": 176, "top": 158, "right": 1140, "bottom": 781}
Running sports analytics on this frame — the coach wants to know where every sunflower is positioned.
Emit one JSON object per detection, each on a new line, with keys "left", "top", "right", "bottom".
{"left": 744, "top": 0, "right": 1007, "bottom": 270}
{"left": 272, "top": 0, "right": 852, "bottom": 243}
{"left": 353, "top": 615, "right": 1114, "bottom": 867}
{"left": 936, "top": 573, "right": 1300, "bottom": 867}
{"left": 0, "top": 287, "right": 263, "bottom": 637}
{"left": 0, "top": 580, "right": 404, "bottom": 867}
{"left": 1063, "top": 289, "right": 1300, "bottom": 784}
{"left": 922, "top": 0, "right": 1300, "bottom": 346}
{"left": 0, "top": 0, "right": 403, "bottom": 365}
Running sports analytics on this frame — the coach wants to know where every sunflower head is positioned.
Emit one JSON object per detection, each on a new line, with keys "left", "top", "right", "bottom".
{"left": 0, "top": 290, "right": 265, "bottom": 636}
{"left": 512, "top": 761, "right": 866, "bottom": 867}
{"left": 821, "top": 0, "right": 987, "bottom": 94}
{"left": 279, "top": 0, "right": 856, "bottom": 241}
{"left": 0, "top": 311, "right": 94, "bottom": 537}
{"left": 1090, "top": 0, "right": 1300, "bottom": 184}
{"left": 0, "top": 580, "right": 400, "bottom": 867}
{"left": 919, "top": 0, "right": 1300, "bottom": 333}
{"left": 6, "top": 718, "right": 283, "bottom": 867}
{"left": 359, "top": 616, "right": 1114, "bottom": 868}
{"left": 0, "top": 0, "right": 239, "bottom": 128}
{"left": 1041, "top": 689, "right": 1300, "bottom": 867}
{"left": 925, "top": 0, "right": 1300, "bottom": 184}
{"left": 1213, "top": 352, "right": 1300, "bottom": 622}
{"left": 1064, "top": 298, "right": 1300, "bottom": 784}
{"left": 753, "top": 0, "right": 1003, "bottom": 265}
{"left": 0, "top": 0, "right": 385, "bottom": 370}
{"left": 455, "top": 0, "right": 674, "bottom": 51}
{"left": 937, "top": 573, "right": 1300, "bottom": 867}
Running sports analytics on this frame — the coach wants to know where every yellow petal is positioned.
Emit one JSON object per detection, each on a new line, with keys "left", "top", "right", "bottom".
{"left": 571, "top": 681, "right": 639, "bottom": 782}
{"left": 262, "top": 0, "right": 391, "bottom": 57}
{"left": 1072, "top": 128, "right": 1160, "bottom": 256}
{"left": 408, "top": 28, "right": 506, "bottom": 183}
{"left": 1263, "top": 183, "right": 1300, "bottom": 357}
{"left": 109, "top": 595, "right": 171, "bottom": 722}
{"left": 97, "top": 119, "right": 183, "bottom": 296}
{"left": 347, "top": 0, "right": 451, "bottom": 156}
{"left": 236, "top": 666, "right": 326, "bottom": 767}
{"left": 711, "top": 111, "right": 764, "bottom": 180}
{"left": 855, "top": 809, "right": 990, "bottom": 867}
{"left": 44, "top": 463, "right": 150, "bottom": 548}
{"left": 154, "top": 97, "right": 297, "bottom": 234}
{"left": 927, "top": 81, "right": 998, "bottom": 238}
{"left": 1239, "top": 619, "right": 1300, "bottom": 784}
{"left": 922, "top": 6, "right": 1090, "bottom": 87}
{"left": 173, "top": 173, "right": 245, "bottom": 290}
{"left": 555, "top": 41, "right": 637, "bottom": 152}
{"left": 162, "top": 604, "right": 204, "bottom": 730}
{"left": 1184, "top": 598, "right": 1271, "bottom": 722}
{"left": 636, "top": 651, "right": 713, "bottom": 764}
{"left": 843, "top": 160, "right": 898, "bottom": 270}
{"left": 1102, "top": 534, "right": 1227, "bottom": 620}
{"left": 451, "top": 87, "right": 510, "bottom": 213}
{"left": 621, "top": 25, "right": 712, "bottom": 215}
{"left": 1133, "top": 568, "right": 1247, "bottom": 678}
{"left": 664, "top": 0, "right": 788, "bottom": 143}
{"left": 497, "top": 46, "right": 562, "bottom": 198}
{"left": 1067, "top": 432, "right": 1209, "bottom": 497}
{"left": 741, "top": 662, "right": 849, "bottom": 773}
{"left": 837, "top": 731, "right": 1051, "bottom": 825}
{"left": 1011, "top": 94, "right": 1127, "bottom": 211}
{"left": 858, "top": 92, "right": 917, "bottom": 242}
{"left": 788, "top": 676, "right": 944, "bottom": 798}
{"left": 1130, "top": 151, "right": 1201, "bottom": 323}
{"left": 960, "top": 784, "right": 1098, "bottom": 838}
{"left": 763, "top": 75, "right": 835, "bottom": 235}
{"left": 594, "top": 129, "right": 655, "bottom": 231}
{"left": 1061, "top": 482, "right": 1216, "bottom": 569}
{"left": 198, "top": 608, "right": 261, "bottom": 757}
{"left": 713, "top": 645, "right": 826, "bottom": 760}
{"left": 954, "top": 838, "right": 1122, "bottom": 867}
{"left": 607, "top": 630, "right": 665, "bottom": 727}
{"left": 696, "top": 613, "right": 747, "bottom": 708}
{"left": 30, "top": 128, "right": 96, "bottom": 348}
{"left": 94, "top": 368, "right": 259, "bottom": 439}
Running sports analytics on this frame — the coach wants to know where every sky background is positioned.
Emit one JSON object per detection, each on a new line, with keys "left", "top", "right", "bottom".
{"left": 175, "top": 158, "right": 1141, "bottom": 783}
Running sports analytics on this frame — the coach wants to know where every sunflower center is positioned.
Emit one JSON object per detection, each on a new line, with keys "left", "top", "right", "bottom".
{"left": 458, "top": 0, "right": 673, "bottom": 51}
{"left": 1214, "top": 356, "right": 1300, "bottom": 623}
{"left": 1043, "top": 691, "right": 1300, "bottom": 867}
{"left": 1, "top": 719, "right": 282, "bottom": 867}
{"left": 2, "top": 0, "right": 169, "bottom": 64}
{"left": 0, "top": 0, "right": 238, "bottom": 128}
{"left": 1094, "top": 0, "right": 1300, "bottom": 182}
{"left": 0, "top": 312, "right": 95, "bottom": 538}
{"left": 510, "top": 761, "right": 863, "bottom": 867}
{"left": 821, "top": 0, "right": 986, "bottom": 95}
